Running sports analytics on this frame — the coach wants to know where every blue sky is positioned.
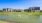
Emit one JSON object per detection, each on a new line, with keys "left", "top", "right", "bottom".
{"left": 0, "top": 0, "right": 42, "bottom": 10}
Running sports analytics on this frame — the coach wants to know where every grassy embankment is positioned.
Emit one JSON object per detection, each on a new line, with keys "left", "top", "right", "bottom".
{"left": 0, "top": 12, "right": 40, "bottom": 15}
{"left": 40, "top": 12, "right": 42, "bottom": 15}
{"left": 0, "top": 21, "right": 14, "bottom": 23}
{"left": 0, "top": 21, "right": 9, "bottom": 23}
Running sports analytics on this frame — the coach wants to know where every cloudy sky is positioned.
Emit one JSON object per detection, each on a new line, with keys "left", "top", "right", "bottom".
{"left": 0, "top": 0, "right": 42, "bottom": 10}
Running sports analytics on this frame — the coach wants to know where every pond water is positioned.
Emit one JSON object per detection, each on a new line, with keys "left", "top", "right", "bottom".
{"left": 0, "top": 14, "right": 41, "bottom": 23}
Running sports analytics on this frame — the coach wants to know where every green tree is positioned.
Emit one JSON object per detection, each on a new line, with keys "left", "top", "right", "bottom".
{"left": 0, "top": 10, "right": 3, "bottom": 12}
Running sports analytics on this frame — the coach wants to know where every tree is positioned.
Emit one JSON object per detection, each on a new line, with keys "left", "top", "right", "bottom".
{"left": 0, "top": 10, "right": 3, "bottom": 12}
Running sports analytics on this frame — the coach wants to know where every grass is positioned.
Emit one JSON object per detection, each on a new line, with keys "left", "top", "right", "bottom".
{"left": 29, "top": 12, "right": 40, "bottom": 15}
{"left": 0, "top": 12, "right": 41, "bottom": 15}
{"left": 40, "top": 12, "right": 42, "bottom": 15}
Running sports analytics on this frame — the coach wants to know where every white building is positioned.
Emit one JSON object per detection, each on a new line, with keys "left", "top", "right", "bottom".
{"left": 3, "top": 8, "right": 23, "bottom": 12}
{"left": 3, "top": 8, "right": 13, "bottom": 12}
{"left": 35, "top": 10, "right": 40, "bottom": 12}
{"left": 29, "top": 6, "right": 40, "bottom": 12}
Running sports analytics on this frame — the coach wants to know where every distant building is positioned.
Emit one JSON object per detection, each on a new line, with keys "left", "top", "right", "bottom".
{"left": 3, "top": 8, "right": 23, "bottom": 12}
{"left": 3, "top": 6, "right": 40, "bottom": 12}
{"left": 24, "top": 6, "right": 40, "bottom": 12}
{"left": 3, "top": 8, "right": 13, "bottom": 12}
{"left": 34, "top": 10, "right": 40, "bottom": 12}
{"left": 13, "top": 9, "right": 23, "bottom": 12}
{"left": 28, "top": 6, "right": 40, "bottom": 12}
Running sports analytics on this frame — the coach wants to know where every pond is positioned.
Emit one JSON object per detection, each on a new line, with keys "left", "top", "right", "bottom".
{"left": 0, "top": 14, "right": 41, "bottom": 23}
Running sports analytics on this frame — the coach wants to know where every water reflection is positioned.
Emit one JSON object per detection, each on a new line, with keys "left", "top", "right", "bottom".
{"left": 0, "top": 14, "right": 41, "bottom": 23}
{"left": 40, "top": 15, "right": 42, "bottom": 23}
{"left": 29, "top": 15, "right": 40, "bottom": 23}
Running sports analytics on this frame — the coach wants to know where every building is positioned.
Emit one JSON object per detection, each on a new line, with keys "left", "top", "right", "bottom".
{"left": 34, "top": 10, "right": 40, "bottom": 12}
{"left": 13, "top": 9, "right": 23, "bottom": 12}
{"left": 24, "top": 6, "right": 40, "bottom": 12}
{"left": 3, "top": 8, "right": 13, "bottom": 12}
{"left": 3, "top": 8, "right": 23, "bottom": 12}
{"left": 29, "top": 6, "right": 40, "bottom": 12}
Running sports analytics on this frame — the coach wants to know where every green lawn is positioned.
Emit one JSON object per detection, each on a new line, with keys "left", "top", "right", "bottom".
{"left": 0, "top": 12, "right": 41, "bottom": 15}
{"left": 40, "top": 12, "right": 42, "bottom": 15}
